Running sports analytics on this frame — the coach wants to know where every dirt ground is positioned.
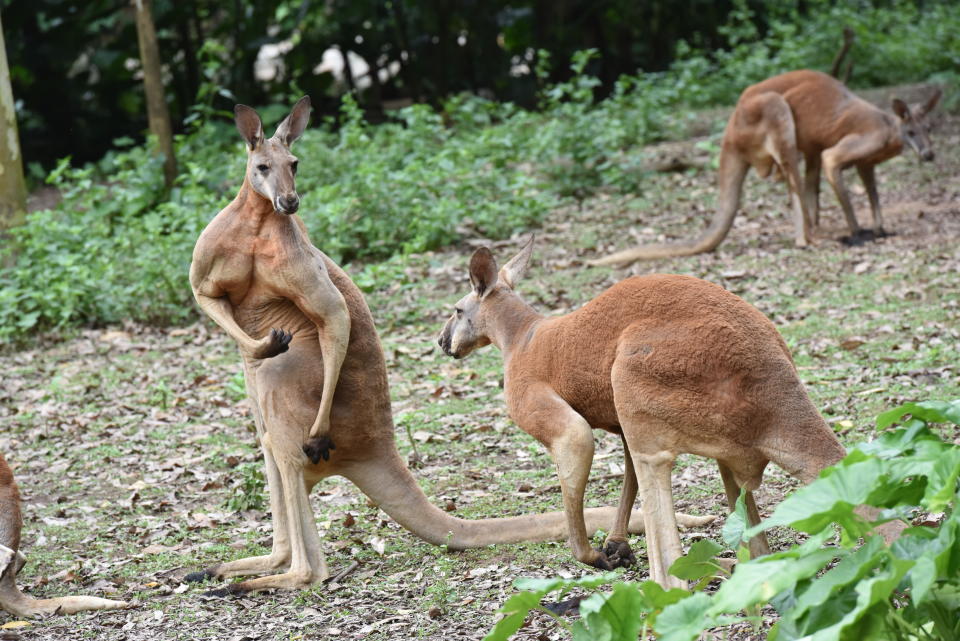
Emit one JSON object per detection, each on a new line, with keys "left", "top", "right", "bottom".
{"left": 1, "top": 96, "right": 958, "bottom": 641}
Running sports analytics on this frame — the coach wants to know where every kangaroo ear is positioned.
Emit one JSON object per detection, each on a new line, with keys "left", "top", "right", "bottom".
{"left": 235, "top": 104, "right": 264, "bottom": 150}
{"left": 921, "top": 86, "right": 942, "bottom": 116}
{"left": 274, "top": 96, "right": 312, "bottom": 147}
{"left": 499, "top": 235, "right": 535, "bottom": 289}
{"left": 891, "top": 98, "right": 910, "bottom": 121}
{"left": 469, "top": 247, "right": 499, "bottom": 298}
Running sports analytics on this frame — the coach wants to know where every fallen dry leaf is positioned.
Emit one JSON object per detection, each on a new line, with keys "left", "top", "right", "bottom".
{"left": 839, "top": 337, "right": 866, "bottom": 351}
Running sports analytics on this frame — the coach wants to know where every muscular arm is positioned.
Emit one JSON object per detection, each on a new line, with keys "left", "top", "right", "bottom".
{"left": 194, "top": 293, "right": 291, "bottom": 359}
{"left": 293, "top": 261, "right": 351, "bottom": 456}
{"left": 189, "top": 253, "right": 290, "bottom": 360}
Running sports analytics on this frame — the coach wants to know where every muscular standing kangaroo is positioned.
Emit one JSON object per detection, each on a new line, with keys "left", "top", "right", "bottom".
{"left": 438, "top": 238, "right": 849, "bottom": 587}
{"left": 593, "top": 70, "right": 941, "bottom": 266}
{"left": 187, "top": 99, "right": 710, "bottom": 594}
{"left": 0, "top": 453, "right": 127, "bottom": 616}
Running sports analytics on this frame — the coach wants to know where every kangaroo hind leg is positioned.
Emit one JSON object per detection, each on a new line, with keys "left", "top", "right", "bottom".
{"left": 756, "top": 93, "right": 810, "bottom": 247}
{"left": 186, "top": 380, "right": 294, "bottom": 584}
{"left": 600, "top": 433, "right": 639, "bottom": 567}
{"left": 822, "top": 132, "right": 888, "bottom": 242}
{"left": 518, "top": 384, "right": 621, "bottom": 570}
{"left": 204, "top": 383, "right": 328, "bottom": 595}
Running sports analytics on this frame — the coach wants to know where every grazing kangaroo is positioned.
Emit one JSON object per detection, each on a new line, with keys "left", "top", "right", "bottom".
{"left": 188, "top": 99, "right": 711, "bottom": 594}
{"left": 438, "top": 238, "right": 848, "bottom": 587}
{"left": 593, "top": 70, "right": 941, "bottom": 266}
{"left": 0, "top": 453, "right": 127, "bottom": 616}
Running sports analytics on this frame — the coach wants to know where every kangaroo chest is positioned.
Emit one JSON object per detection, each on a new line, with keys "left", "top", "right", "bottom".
{"left": 201, "top": 213, "right": 317, "bottom": 333}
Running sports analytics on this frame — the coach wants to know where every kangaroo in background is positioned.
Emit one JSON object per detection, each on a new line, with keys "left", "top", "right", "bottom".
{"left": 593, "top": 70, "right": 941, "bottom": 266}
{"left": 187, "top": 99, "right": 711, "bottom": 595}
{"left": 0, "top": 453, "right": 127, "bottom": 617}
{"left": 438, "top": 238, "right": 853, "bottom": 587}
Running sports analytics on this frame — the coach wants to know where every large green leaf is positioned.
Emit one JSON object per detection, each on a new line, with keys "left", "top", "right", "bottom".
{"left": 706, "top": 534, "right": 837, "bottom": 615}
{"left": 779, "top": 536, "right": 885, "bottom": 627}
{"left": 483, "top": 591, "right": 545, "bottom": 641}
{"left": 668, "top": 539, "right": 723, "bottom": 581}
{"left": 635, "top": 580, "right": 690, "bottom": 609}
{"left": 574, "top": 582, "right": 649, "bottom": 641}
{"left": 876, "top": 400, "right": 960, "bottom": 429}
{"left": 923, "top": 448, "right": 960, "bottom": 511}
{"left": 721, "top": 489, "right": 750, "bottom": 549}
{"left": 746, "top": 458, "right": 884, "bottom": 537}
{"left": 900, "top": 511, "right": 960, "bottom": 604}
{"left": 653, "top": 592, "right": 712, "bottom": 641}
{"left": 857, "top": 422, "right": 935, "bottom": 458}
{"left": 807, "top": 559, "right": 913, "bottom": 641}
{"left": 485, "top": 573, "right": 623, "bottom": 641}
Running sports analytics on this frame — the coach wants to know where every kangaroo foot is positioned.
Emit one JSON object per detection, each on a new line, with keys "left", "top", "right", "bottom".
{"left": 545, "top": 595, "right": 584, "bottom": 615}
{"left": 303, "top": 436, "right": 336, "bottom": 464}
{"left": 589, "top": 553, "right": 614, "bottom": 570}
{"left": 841, "top": 227, "right": 889, "bottom": 246}
{"left": 601, "top": 540, "right": 636, "bottom": 568}
{"left": 203, "top": 583, "right": 247, "bottom": 598}
{"left": 184, "top": 568, "right": 217, "bottom": 583}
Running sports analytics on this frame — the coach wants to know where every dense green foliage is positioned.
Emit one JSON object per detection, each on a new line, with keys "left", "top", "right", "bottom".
{"left": 2, "top": 1, "right": 958, "bottom": 342}
{"left": 7, "top": 0, "right": 958, "bottom": 170}
{"left": 485, "top": 400, "right": 960, "bottom": 641}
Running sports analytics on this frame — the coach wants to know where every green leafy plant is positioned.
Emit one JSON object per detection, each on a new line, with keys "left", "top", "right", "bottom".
{"left": 223, "top": 462, "right": 267, "bottom": 512}
{"left": 484, "top": 399, "right": 960, "bottom": 640}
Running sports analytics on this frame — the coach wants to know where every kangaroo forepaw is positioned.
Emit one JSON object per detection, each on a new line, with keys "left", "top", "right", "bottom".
{"left": 601, "top": 540, "right": 636, "bottom": 568}
{"left": 303, "top": 435, "right": 335, "bottom": 464}
{"left": 260, "top": 328, "right": 293, "bottom": 358}
{"left": 184, "top": 569, "right": 217, "bottom": 583}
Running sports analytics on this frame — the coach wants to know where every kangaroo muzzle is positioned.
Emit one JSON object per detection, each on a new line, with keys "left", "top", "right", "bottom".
{"left": 437, "top": 322, "right": 461, "bottom": 358}
{"left": 276, "top": 193, "right": 300, "bottom": 214}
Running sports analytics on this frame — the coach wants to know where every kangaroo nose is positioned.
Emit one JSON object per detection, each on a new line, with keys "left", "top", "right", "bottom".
{"left": 279, "top": 194, "right": 299, "bottom": 213}
{"left": 922, "top": 150, "right": 935, "bottom": 162}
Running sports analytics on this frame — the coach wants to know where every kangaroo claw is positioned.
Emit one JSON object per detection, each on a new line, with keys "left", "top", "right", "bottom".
{"left": 601, "top": 540, "right": 637, "bottom": 568}
{"left": 303, "top": 436, "right": 336, "bottom": 464}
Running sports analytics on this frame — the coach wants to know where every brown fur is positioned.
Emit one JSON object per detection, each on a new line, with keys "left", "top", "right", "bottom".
{"left": 439, "top": 239, "right": 847, "bottom": 586}
{"left": 593, "top": 70, "right": 941, "bottom": 265}
{"left": 0, "top": 453, "right": 127, "bottom": 617}
{"left": 188, "top": 99, "right": 712, "bottom": 594}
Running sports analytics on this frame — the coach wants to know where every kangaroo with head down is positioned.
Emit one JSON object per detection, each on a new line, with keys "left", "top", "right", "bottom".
{"left": 186, "top": 98, "right": 711, "bottom": 595}
{"left": 0, "top": 453, "right": 127, "bottom": 617}
{"left": 438, "top": 238, "right": 850, "bottom": 587}
{"left": 593, "top": 70, "right": 941, "bottom": 266}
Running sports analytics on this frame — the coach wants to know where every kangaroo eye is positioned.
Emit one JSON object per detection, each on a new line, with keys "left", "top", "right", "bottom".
{"left": 455, "top": 308, "right": 463, "bottom": 317}
{"left": 291, "top": 161, "right": 298, "bottom": 175}
{"left": 257, "top": 164, "right": 269, "bottom": 173}
{"left": 907, "top": 129, "right": 916, "bottom": 137}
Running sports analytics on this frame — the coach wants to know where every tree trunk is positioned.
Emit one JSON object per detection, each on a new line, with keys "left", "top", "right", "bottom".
{"left": 133, "top": 0, "right": 176, "bottom": 189}
{"left": 0, "top": 13, "right": 27, "bottom": 265}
